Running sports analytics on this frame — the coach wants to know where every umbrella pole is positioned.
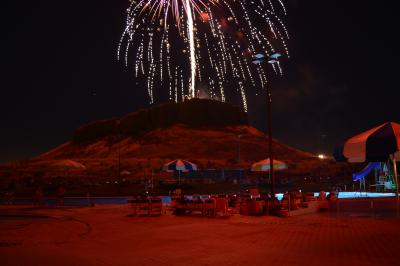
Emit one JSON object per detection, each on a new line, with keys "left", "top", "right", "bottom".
{"left": 393, "top": 158, "right": 399, "bottom": 196}
{"left": 392, "top": 156, "right": 399, "bottom": 216}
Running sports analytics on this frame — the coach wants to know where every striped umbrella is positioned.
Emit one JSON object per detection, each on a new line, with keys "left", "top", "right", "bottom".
{"left": 333, "top": 121, "right": 400, "bottom": 196}
{"left": 334, "top": 122, "right": 400, "bottom": 163}
{"left": 251, "top": 158, "right": 288, "bottom": 172}
{"left": 161, "top": 159, "right": 198, "bottom": 172}
{"left": 161, "top": 159, "right": 197, "bottom": 184}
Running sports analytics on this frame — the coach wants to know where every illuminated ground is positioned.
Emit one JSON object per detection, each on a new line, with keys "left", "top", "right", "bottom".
{"left": 1, "top": 205, "right": 399, "bottom": 266}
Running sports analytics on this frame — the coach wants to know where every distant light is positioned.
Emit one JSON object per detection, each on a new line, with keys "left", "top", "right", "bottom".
{"left": 318, "top": 154, "right": 326, "bottom": 159}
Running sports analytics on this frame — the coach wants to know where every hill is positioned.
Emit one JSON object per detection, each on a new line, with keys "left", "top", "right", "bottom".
{"left": 72, "top": 98, "right": 248, "bottom": 143}
{"left": 1, "top": 99, "right": 347, "bottom": 181}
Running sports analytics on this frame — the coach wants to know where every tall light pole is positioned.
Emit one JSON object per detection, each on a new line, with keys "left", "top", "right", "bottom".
{"left": 252, "top": 52, "right": 282, "bottom": 208}
{"left": 266, "top": 85, "right": 275, "bottom": 203}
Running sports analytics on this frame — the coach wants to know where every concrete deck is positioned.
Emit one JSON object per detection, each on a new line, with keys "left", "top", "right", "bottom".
{"left": 1, "top": 204, "right": 399, "bottom": 265}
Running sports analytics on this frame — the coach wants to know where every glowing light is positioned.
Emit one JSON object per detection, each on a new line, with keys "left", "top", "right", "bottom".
{"left": 318, "top": 154, "right": 326, "bottom": 160}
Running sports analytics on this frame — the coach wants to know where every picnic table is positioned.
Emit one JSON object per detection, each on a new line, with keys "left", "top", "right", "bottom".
{"left": 174, "top": 199, "right": 217, "bottom": 216}
{"left": 128, "top": 198, "right": 162, "bottom": 216}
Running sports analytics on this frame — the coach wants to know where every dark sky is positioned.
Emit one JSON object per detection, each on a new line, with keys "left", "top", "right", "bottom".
{"left": 1, "top": 0, "right": 399, "bottom": 163}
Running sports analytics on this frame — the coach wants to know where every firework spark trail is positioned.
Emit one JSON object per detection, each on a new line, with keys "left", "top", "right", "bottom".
{"left": 119, "top": 0, "right": 289, "bottom": 110}
{"left": 185, "top": 0, "right": 196, "bottom": 98}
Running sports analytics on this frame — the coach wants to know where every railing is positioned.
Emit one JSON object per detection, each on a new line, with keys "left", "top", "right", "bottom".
{"left": 328, "top": 197, "right": 399, "bottom": 217}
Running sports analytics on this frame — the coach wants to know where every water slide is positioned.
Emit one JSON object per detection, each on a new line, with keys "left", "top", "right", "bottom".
{"left": 352, "top": 162, "right": 381, "bottom": 182}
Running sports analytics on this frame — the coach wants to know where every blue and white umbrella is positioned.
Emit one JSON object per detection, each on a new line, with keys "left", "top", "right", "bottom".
{"left": 161, "top": 159, "right": 197, "bottom": 184}
{"left": 161, "top": 159, "right": 198, "bottom": 172}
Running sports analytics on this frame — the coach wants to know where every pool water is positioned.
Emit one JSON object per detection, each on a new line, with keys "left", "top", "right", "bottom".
{"left": 270, "top": 192, "right": 396, "bottom": 201}
{"left": 333, "top": 192, "right": 395, "bottom": 199}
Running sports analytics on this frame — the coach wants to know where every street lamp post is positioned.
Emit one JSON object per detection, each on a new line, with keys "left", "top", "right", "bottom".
{"left": 252, "top": 52, "right": 282, "bottom": 209}
{"left": 266, "top": 87, "right": 275, "bottom": 205}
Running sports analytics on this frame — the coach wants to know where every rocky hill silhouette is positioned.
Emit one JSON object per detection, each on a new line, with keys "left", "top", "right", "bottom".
{"left": 1, "top": 99, "right": 346, "bottom": 180}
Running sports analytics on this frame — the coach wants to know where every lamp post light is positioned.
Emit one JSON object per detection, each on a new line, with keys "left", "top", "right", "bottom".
{"left": 252, "top": 51, "right": 282, "bottom": 208}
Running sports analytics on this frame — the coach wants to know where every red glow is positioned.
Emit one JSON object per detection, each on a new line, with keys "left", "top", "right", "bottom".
{"left": 200, "top": 12, "right": 209, "bottom": 22}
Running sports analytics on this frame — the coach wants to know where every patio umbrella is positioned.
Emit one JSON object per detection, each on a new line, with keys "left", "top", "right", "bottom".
{"left": 48, "top": 159, "right": 86, "bottom": 171}
{"left": 333, "top": 122, "right": 400, "bottom": 196}
{"left": 120, "top": 170, "right": 131, "bottom": 176}
{"left": 161, "top": 159, "right": 198, "bottom": 183}
{"left": 251, "top": 158, "right": 288, "bottom": 172}
{"left": 39, "top": 159, "right": 87, "bottom": 180}
{"left": 161, "top": 159, "right": 198, "bottom": 172}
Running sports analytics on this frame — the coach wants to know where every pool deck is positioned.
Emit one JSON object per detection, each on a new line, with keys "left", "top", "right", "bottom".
{"left": 1, "top": 203, "right": 400, "bottom": 266}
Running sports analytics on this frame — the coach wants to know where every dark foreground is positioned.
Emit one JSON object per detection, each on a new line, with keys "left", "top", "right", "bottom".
{"left": 1, "top": 204, "right": 399, "bottom": 266}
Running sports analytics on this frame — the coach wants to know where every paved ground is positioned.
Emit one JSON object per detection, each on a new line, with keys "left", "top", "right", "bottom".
{"left": 1, "top": 205, "right": 399, "bottom": 266}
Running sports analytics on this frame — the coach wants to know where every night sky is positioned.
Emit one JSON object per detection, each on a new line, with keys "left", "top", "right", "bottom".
{"left": 2, "top": 0, "right": 399, "bottom": 163}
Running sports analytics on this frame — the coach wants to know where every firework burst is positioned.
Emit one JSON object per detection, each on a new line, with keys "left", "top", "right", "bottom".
{"left": 118, "top": 0, "right": 289, "bottom": 111}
